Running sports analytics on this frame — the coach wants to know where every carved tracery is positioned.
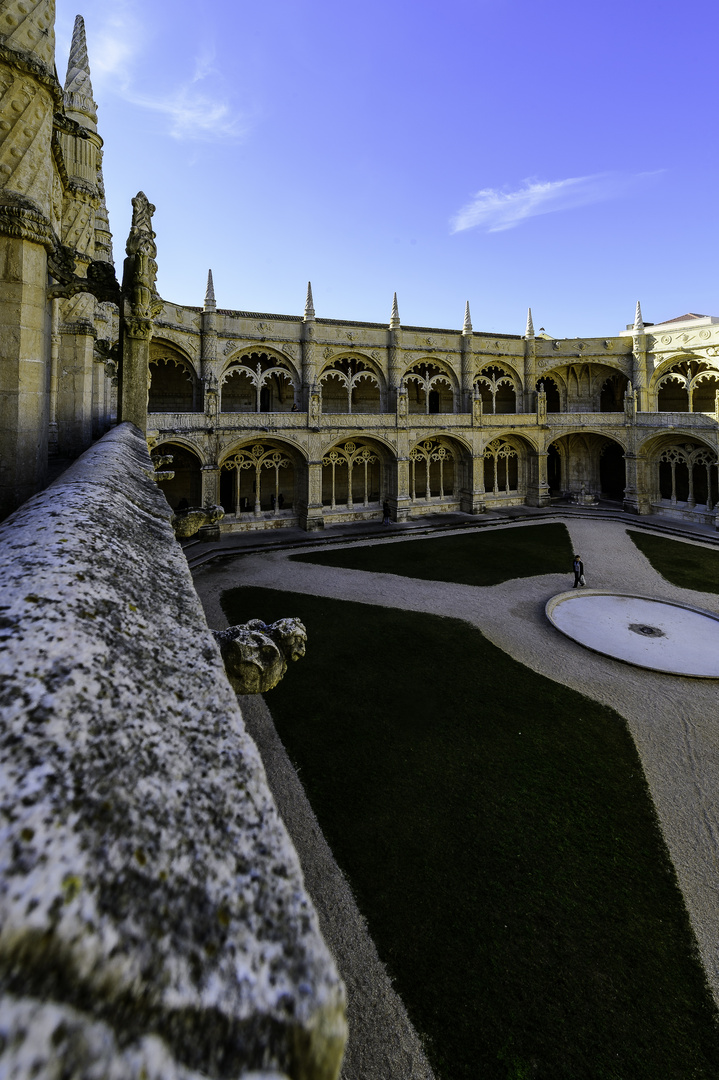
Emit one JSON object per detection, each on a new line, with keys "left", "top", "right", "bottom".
{"left": 319, "top": 357, "right": 381, "bottom": 413}
{"left": 405, "top": 362, "right": 454, "bottom": 414}
{"left": 657, "top": 442, "right": 717, "bottom": 509}
{"left": 474, "top": 366, "right": 517, "bottom": 414}
{"left": 408, "top": 438, "right": 455, "bottom": 501}
{"left": 222, "top": 443, "right": 293, "bottom": 515}
{"left": 322, "top": 441, "right": 379, "bottom": 509}
{"left": 221, "top": 352, "right": 297, "bottom": 413}
{"left": 483, "top": 439, "right": 519, "bottom": 496}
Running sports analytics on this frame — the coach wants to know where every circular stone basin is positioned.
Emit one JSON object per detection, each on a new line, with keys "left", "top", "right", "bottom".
{"left": 546, "top": 591, "right": 719, "bottom": 677}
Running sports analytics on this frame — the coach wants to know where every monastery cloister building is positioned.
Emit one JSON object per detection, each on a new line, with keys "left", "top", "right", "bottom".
{"left": 0, "top": 5, "right": 718, "bottom": 533}
{"left": 147, "top": 289, "right": 719, "bottom": 533}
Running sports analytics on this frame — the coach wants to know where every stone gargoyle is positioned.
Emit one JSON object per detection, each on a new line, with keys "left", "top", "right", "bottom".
{"left": 171, "top": 504, "right": 225, "bottom": 538}
{"left": 213, "top": 618, "right": 307, "bottom": 694}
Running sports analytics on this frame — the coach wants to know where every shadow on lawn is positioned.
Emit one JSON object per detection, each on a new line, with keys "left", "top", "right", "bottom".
{"left": 223, "top": 586, "right": 719, "bottom": 1080}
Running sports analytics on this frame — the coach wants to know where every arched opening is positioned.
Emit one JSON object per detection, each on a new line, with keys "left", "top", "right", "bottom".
{"left": 474, "top": 367, "right": 517, "bottom": 414}
{"left": 599, "top": 441, "right": 626, "bottom": 500}
{"left": 405, "top": 362, "right": 455, "bottom": 414}
{"left": 220, "top": 441, "right": 298, "bottom": 517}
{"left": 654, "top": 441, "right": 717, "bottom": 514}
{"left": 321, "top": 439, "right": 383, "bottom": 513}
{"left": 482, "top": 438, "right": 522, "bottom": 502}
{"left": 221, "top": 352, "right": 297, "bottom": 413}
{"left": 691, "top": 372, "right": 719, "bottom": 413}
{"left": 538, "top": 377, "right": 561, "bottom": 412}
{"left": 148, "top": 351, "right": 200, "bottom": 413}
{"left": 657, "top": 374, "right": 689, "bottom": 412}
{"left": 547, "top": 444, "right": 561, "bottom": 495}
{"left": 549, "top": 433, "right": 624, "bottom": 501}
{"left": 153, "top": 444, "right": 202, "bottom": 509}
{"left": 409, "top": 438, "right": 458, "bottom": 502}
{"left": 600, "top": 373, "right": 628, "bottom": 412}
{"left": 319, "top": 357, "right": 382, "bottom": 414}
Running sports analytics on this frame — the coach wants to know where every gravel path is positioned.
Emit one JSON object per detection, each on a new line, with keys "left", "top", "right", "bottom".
{"left": 194, "top": 517, "right": 719, "bottom": 1073}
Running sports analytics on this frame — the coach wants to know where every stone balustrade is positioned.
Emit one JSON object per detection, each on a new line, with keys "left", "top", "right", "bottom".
{"left": 0, "top": 423, "right": 346, "bottom": 1080}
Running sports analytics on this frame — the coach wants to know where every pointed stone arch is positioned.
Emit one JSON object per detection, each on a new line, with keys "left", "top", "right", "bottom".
{"left": 221, "top": 349, "right": 300, "bottom": 413}
{"left": 403, "top": 358, "right": 458, "bottom": 414}
{"left": 318, "top": 353, "right": 384, "bottom": 413}
{"left": 219, "top": 437, "right": 306, "bottom": 519}
{"left": 474, "top": 364, "right": 518, "bottom": 414}
{"left": 150, "top": 441, "right": 203, "bottom": 509}
{"left": 148, "top": 342, "right": 201, "bottom": 413}
{"left": 638, "top": 432, "right": 718, "bottom": 522}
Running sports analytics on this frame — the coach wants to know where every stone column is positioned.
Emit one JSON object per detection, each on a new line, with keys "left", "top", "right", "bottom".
{"left": 201, "top": 463, "right": 220, "bottom": 507}
{"left": 388, "top": 329, "right": 404, "bottom": 411}
{"left": 460, "top": 453, "right": 486, "bottom": 514}
{"left": 56, "top": 320, "right": 96, "bottom": 455}
{"left": 299, "top": 460, "right": 325, "bottom": 531}
{"left": 461, "top": 336, "right": 474, "bottom": 413}
{"left": 527, "top": 448, "right": 551, "bottom": 507}
{"left": 119, "top": 317, "right": 152, "bottom": 433}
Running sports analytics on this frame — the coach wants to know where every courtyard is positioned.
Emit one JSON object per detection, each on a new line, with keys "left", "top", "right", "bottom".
{"left": 193, "top": 517, "right": 719, "bottom": 1080}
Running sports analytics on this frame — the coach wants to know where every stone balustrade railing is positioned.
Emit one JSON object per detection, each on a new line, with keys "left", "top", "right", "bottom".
{"left": 0, "top": 423, "right": 346, "bottom": 1080}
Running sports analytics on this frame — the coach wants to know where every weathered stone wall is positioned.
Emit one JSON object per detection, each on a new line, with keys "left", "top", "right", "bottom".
{"left": 0, "top": 422, "right": 346, "bottom": 1080}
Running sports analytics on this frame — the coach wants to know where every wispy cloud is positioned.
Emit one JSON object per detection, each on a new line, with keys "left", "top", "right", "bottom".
{"left": 61, "top": 3, "right": 248, "bottom": 143}
{"left": 450, "top": 172, "right": 662, "bottom": 234}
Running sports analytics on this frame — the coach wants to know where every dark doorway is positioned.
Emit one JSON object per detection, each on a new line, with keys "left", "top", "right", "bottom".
{"left": 600, "top": 443, "right": 626, "bottom": 500}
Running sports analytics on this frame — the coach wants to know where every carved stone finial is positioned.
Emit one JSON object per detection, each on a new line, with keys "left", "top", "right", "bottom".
{"left": 627, "top": 380, "right": 633, "bottom": 394}
{"left": 304, "top": 280, "right": 315, "bottom": 320}
{"left": 634, "top": 300, "right": 644, "bottom": 332}
{"left": 123, "top": 192, "right": 160, "bottom": 319}
{"left": 526, "top": 307, "right": 535, "bottom": 338}
{"left": 214, "top": 618, "right": 307, "bottom": 695}
{"left": 64, "top": 15, "right": 97, "bottom": 128}
{"left": 390, "top": 292, "right": 401, "bottom": 330}
{"left": 204, "top": 269, "right": 216, "bottom": 310}
{"left": 462, "top": 301, "right": 472, "bottom": 336}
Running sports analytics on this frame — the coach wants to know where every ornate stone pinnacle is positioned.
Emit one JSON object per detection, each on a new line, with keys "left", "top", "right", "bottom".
{"left": 463, "top": 300, "right": 472, "bottom": 336}
{"left": 304, "top": 281, "right": 315, "bottom": 320}
{"left": 64, "top": 15, "right": 98, "bottom": 128}
{"left": 205, "top": 269, "right": 216, "bottom": 310}
{"left": 526, "top": 307, "right": 535, "bottom": 338}
{"left": 390, "top": 292, "right": 400, "bottom": 330}
{"left": 634, "top": 300, "right": 644, "bottom": 332}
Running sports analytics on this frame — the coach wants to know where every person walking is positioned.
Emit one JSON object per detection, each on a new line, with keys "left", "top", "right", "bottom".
{"left": 572, "top": 554, "right": 585, "bottom": 588}
{"left": 382, "top": 500, "right": 391, "bottom": 526}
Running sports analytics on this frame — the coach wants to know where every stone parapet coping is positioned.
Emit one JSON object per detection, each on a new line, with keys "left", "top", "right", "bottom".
{"left": 0, "top": 423, "right": 346, "bottom": 1080}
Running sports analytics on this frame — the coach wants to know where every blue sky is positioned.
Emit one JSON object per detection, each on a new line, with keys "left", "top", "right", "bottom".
{"left": 56, "top": 0, "right": 718, "bottom": 337}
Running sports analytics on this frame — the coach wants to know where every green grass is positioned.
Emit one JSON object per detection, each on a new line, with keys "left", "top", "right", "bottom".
{"left": 223, "top": 586, "right": 719, "bottom": 1080}
{"left": 290, "top": 522, "right": 574, "bottom": 587}
{"left": 628, "top": 529, "right": 719, "bottom": 593}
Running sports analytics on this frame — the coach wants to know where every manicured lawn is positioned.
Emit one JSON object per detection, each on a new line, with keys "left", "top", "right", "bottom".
{"left": 223, "top": 586, "right": 719, "bottom": 1080}
{"left": 628, "top": 529, "right": 719, "bottom": 593}
{"left": 290, "top": 522, "right": 573, "bottom": 587}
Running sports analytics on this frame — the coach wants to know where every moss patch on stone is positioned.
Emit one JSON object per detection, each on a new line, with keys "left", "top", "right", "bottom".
{"left": 223, "top": 586, "right": 719, "bottom": 1080}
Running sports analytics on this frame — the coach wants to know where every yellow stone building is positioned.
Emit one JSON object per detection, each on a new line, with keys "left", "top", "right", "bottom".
{"left": 2, "top": 3, "right": 719, "bottom": 532}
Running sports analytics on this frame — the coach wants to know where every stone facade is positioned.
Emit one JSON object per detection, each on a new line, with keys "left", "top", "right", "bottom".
{"left": 147, "top": 299, "right": 719, "bottom": 533}
{"left": 1, "top": 5, "right": 718, "bottom": 531}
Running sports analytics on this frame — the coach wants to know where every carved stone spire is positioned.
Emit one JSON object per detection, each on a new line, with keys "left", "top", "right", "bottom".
{"left": 526, "top": 307, "right": 535, "bottom": 338}
{"left": 634, "top": 300, "right": 644, "bottom": 332}
{"left": 304, "top": 281, "right": 315, "bottom": 320}
{"left": 93, "top": 150, "right": 113, "bottom": 263}
{"left": 204, "top": 269, "right": 216, "bottom": 311}
{"left": 64, "top": 15, "right": 97, "bottom": 130}
{"left": 462, "top": 300, "right": 472, "bottom": 336}
{"left": 1, "top": 0, "right": 56, "bottom": 73}
{"left": 390, "top": 292, "right": 400, "bottom": 330}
